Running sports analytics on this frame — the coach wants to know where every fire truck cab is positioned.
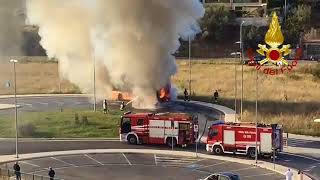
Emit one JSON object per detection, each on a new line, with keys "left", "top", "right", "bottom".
{"left": 206, "top": 121, "right": 283, "bottom": 158}
{"left": 120, "top": 112, "right": 198, "bottom": 147}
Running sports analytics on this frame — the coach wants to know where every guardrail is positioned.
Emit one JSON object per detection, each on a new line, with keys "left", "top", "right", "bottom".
{"left": 283, "top": 132, "right": 289, "bottom": 148}
{"left": 0, "top": 167, "right": 63, "bottom": 180}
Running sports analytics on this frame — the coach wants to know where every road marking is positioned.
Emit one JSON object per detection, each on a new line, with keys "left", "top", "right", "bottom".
{"left": 184, "top": 158, "right": 206, "bottom": 167}
{"left": 18, "top": 103, "right": 33, "bottom": 107}
{"left": 20, "top": 161, "right": 40, "bottom": 167}
{"left": 50, "top": 157, "right": 78, "bottom": 167}
{"left": 192, "top": 169, "right": 212, "bottom": 175}
{"left": 155, "top": 155, "right": 200, "bottom": 166}
{"left": 38, "top": 102, "right": 49, "bottom": 105}
{"left": 282, "top": 152, "right": 320, "bottom": 163}
{"left": 84, "top": 154, "right": 104, "bottom": 166}
{"left": 278, "top": 158, "right": 291, "bottom": 162}
{"left": 304, "top": 164, "right": 318, "bottom": 172}
{"left": 230, "top": 166, "right": 257, "bottom": 172}
{"left": 243, "top": 172, "right": 275, "bottom": 178}
{"left": 195, "top": 161, "right": 229, "bottom": 170}
{"left": 122, "top": 153, "right": 132, "bottom": 166}
{"left": 154, "top": 154, "right": 157, "bottom": 166}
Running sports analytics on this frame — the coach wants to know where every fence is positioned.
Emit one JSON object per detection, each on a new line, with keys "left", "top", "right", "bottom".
{"left": 0, "top": 167, "right": 63, "bottom": 180}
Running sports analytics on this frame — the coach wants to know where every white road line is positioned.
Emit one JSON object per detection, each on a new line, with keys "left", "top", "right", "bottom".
{"left": 304, "top": 165, "right": 318, "bottom": 172}
{"left": 122, "top": 153, "right": 132, "bottom": 166}
{"left": 74, "top": 102, "right": 83, "bottom": 105}
{"left": 278, "top": 158, "right": 291, "bottom": 162}
{"left": 154, "top": 154, "right": 157, "bottom": 166}
{"left": 18, "top": 103, "right": 33, "bottom": 107}
{"left": 50, "top": 157, "right": 78, "bottom": 167}
{"left": 282, "top": 152, "right": 320, "bottom": 163}
{"left": 192, "top": 169, "right": 212, "bottom": 175}
{"left": 230, "top": 166, "right": 257, "bottom": 172}
{"left": 38, "top": 102, "right": 49, "bottom": 105}
{"left": 84, "top": 154, "right": 104, "bottom": 166}
{"left": 183, "top": 159, "right": 207, "bottom": 167}
{"left": 20, "top": 161, "right": 40, "bottom": 167}
{"left": 195, "top": 161, "right": 229, "bottom": 170}
{"left": 243, "top": 172, "right": 275, "bottom": 178}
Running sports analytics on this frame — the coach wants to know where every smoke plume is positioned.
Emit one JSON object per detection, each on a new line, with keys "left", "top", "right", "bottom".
{"left": 0, "top": 0, "right": 25, "bottom": 56}
{"left": 26, "top": 0, "right": 204, "bottom": 108}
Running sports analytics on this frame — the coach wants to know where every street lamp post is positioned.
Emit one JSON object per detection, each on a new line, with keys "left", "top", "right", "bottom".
{"left": 188, "top": 35, "right": 191, "bottom": 98}
{"left": 231, "top": 52, "right": 241, "bottom": 122}
{"left": 284, "top": 0, "right": 287, "bottom": 21}
{"left": 255, "top": 69, "right": 259, "bottom": 164}
{"left": 93, "top": 53, "right": 97, "bottom": 112}
{"left": 240, "top": 21, "right": 245, "bottom": 122}
{"left": 10, "top": 59, "right": 19, "bottom": 159}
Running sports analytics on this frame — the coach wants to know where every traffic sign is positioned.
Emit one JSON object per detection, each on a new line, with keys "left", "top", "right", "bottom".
{"left": 194, "top": 125, "right": 199, "bottom": 132}
{"left": 5, "top": 80, "right": 10, "bottom": 88}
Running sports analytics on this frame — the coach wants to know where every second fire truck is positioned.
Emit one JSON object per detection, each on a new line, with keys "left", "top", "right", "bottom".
{"left": 120, "top": 112, "right": 198, "bottom": 147}
{"left": 206, "top": 121, "right": 283, "bottom": 158}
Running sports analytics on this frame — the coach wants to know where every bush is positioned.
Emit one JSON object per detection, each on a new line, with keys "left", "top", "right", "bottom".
{"left": 81, "top": 115, "right": 88, "bottom": 126}
{"left": 74, "top": 113, "right": 79, "bottom": 125}
{"left": 288, "top": 73, "right": 302, "bottom": 80}
{"left": 311, "top": 65, "right": 320, "bottom": 79}
{"left": 19, "top": 123, "right": 37, "bottom": 137}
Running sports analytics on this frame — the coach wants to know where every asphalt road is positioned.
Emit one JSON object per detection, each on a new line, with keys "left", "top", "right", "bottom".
{"left": 0, "top": 140, "right": 319, "bottom": 179}
{"left": 0, "top": 96, "right": 319, "bottom": 179}
{"left": 0, "top": 153, "right": 284, "bottom": 180}
{"left": 0, "top": 96, "right": 223, "bottom": 118}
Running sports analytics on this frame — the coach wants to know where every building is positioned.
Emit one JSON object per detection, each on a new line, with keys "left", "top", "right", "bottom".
{"left": 302, "top": 28, "right": 320, "bottom": 60}
{"left": 203, "top": 0, "right": 267, "bottom": 17}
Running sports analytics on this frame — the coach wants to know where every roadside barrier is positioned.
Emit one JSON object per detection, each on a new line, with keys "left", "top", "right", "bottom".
{"left": 0, "top": 167, "right": 63, "bottom": 180}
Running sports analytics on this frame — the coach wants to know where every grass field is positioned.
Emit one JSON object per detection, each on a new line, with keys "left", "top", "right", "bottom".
{"left": 0, "top": 109, "right": 122, "bottom": 138}
{"left": 174, "top": 60, "right": 320, "bottom": 136}
{"left": 0, "top": 57, "right": 319, "bottom": 136}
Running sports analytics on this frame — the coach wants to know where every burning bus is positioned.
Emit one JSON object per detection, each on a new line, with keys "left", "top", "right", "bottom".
{"left": 111, "top": 84, "right": 171, "bottom": 102}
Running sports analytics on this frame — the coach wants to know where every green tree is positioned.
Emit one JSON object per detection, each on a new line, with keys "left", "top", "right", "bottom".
{"left": 243, "top": 26, "right": 267, "bottom": 50}
{"left": 200, "top": 5, "right": 233, "bottom": 41}
{"left": 283, "top": 4, "right": 312, "bottom": 45}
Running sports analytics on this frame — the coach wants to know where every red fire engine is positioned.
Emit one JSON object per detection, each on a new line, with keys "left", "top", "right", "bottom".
{"left": 206, "top": 121, "right": 283, "bottom": 158}
{"left": 120, "top": 112, "right": 198, "bottom": 147}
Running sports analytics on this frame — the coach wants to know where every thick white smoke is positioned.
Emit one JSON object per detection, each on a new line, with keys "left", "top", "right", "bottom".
{"left": 26, "top": 0, "right": 204, "bottom": 108}
{"left": 0, "top": 0, "right": 25, "bottom": 56}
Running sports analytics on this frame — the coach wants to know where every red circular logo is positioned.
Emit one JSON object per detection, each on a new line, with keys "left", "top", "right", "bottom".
{"left": 269, "top": 50, "right": 280, "bottom": 60}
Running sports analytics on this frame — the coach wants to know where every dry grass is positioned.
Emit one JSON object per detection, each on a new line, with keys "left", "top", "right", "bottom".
{"left": 0, "top": 57, "right": 79, "bottom": 95}
{"left": 0, "top": 57, "right": 319, "bottom": 136}
{"left": 174, "top": 59, "right": 320, "bottom": 136}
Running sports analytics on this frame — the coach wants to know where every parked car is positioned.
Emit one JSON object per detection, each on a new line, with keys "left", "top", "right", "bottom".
{"left": 243, "top": 56, "right": 264, "bottom": 66}
{"left": 199, "top": 172, "right": 240, "bottom": 180}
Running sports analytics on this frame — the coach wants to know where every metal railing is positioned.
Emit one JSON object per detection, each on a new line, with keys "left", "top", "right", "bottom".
{"left": 0, "top": 168, "right": 63, "bottom": 180}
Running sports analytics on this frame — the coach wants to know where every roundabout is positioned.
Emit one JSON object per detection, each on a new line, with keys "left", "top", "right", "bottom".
{"left": 0, "top": 95, "right": 318, "bottom": 179}
{"left": 0, "top": 150, "right": 284, "bottom": 180}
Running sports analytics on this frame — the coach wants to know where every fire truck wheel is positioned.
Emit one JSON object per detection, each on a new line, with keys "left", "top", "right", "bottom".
{"left": 213, "top": 146, "right": 223, "bottom": 155}
{"left": 166, "top": 137, "right": 177, "bottom": 148}
{"left": 247, "top": 147, "right": 256, "bottom": 159}
{"left": 127, "top": 135, "right": 137, "bottom": 145}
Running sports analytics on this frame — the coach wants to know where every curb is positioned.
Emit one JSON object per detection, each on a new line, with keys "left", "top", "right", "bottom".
{"left": 0, "top": 138, "right": 119, "bottom": 142}
{"left": 0, "top": 104, "right": 16, "bottom": 110}
{"left": 175, "top": 99, "right": 236, "bottom": 122}
{"left": 0, "top": 94, "right": 89, "bottom": 99}
{"left": 0, "top": 149, "right": 311, "bottom": 180}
